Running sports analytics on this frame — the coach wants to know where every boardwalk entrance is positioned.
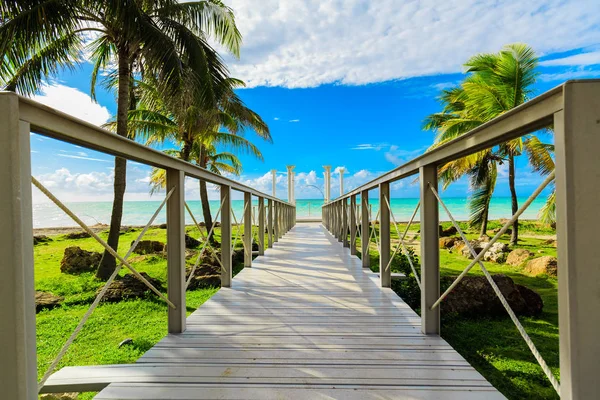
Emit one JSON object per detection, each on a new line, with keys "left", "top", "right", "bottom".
{"left": 47, "top": 223, "right": 503, "bottom": 399}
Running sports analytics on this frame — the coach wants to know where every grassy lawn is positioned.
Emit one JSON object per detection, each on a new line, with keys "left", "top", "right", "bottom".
{"left": 34, "top": 224, "right": 260, "bottom": 399}
{"left": 356, "top": 220, "right": 559, "bottom": 400}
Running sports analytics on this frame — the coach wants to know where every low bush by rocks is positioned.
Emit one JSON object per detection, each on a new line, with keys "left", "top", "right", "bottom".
{"left": 64, "top": 231, "right": 91, "bottom": 239}
{"left": 525, "top": 256, "right": 557, "bottom": 276}
{"left": 35, "top": 291, "right": 63, "bottom": 312}
{"left": 40, "top": 393, "right": 78, "bottom": 400}
{"left": 158, "top": 223, "right": 167, "bottom": 229}
{"left": 506, "top": 249, "right": 533, "bottom": 266}
{"left": 100, "top": 272, "right": 165, "bottom": 302}
{"left": 443, "top": 274, "right": 543, "bottom": 317}
{"left": 34, "top": 235, "right": 52, "bottom": 245}
{"left": 543, "top": 239, "right": 558, "bottom": 248}
{"left": 132, "top": 240, "right": 165, "bottom": 255}
{"left": 60, "top": 246, "right": 101, "bottom": 274}
{"left": 186, "top": 264, "right": 221, "bottom": 290}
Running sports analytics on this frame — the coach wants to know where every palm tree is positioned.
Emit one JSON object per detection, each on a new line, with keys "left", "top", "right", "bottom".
{"left": 424, "top": 44, "right": 554, "bottom": 243}
{"left": 148, "top": 144, "right": 243, "bottom": 194}
{"left": 127, "top": 75, "right": 270, "bottom": 240}
{"left": 1, "top": 1, "right": 241, "bottom": 279}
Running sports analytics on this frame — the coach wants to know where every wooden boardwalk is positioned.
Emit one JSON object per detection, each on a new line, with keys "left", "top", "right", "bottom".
{"left": 51, "top": 223, "right": 504, "bottom": 399}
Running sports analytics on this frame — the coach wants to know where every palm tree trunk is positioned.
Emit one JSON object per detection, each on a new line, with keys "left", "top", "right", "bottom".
{"left": 199, "top": 145, "right": 216, "bottom": 243}
{"left": 479, "top": 202, "right": 490, "bottom": 238}
{"left": 508, "top": 154, "right": 519, "bottom": 245}
{"left": 96, "top": 48, "right": 130, "bottom": 280}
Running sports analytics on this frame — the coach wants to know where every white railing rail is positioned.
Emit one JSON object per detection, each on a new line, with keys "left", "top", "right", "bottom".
{"left": 322, "top": 80, "right": 600, "bottom": 399}
{"left": 0, "top": 91, "right": 296, "bottom": 399}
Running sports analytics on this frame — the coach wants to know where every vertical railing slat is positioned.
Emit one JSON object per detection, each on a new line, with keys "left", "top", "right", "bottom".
{"left": 420, "top": 165, "right": 440, "bottom": 334}
{"left": 0, "top": 98, "right": 37, "bottom": 399}
{"left": 220, "top": 185, "right": 232, "bottom": 287}
{"left": 166, "top": 169, "right": 186, "bottom": 333}
{"left": 379, "top": 182, "right": 391, "bottom": 287}
{"left": 361, "top": 190, "right": 370, "bottom": 268}
{"left": 258, "top": 197, "right": 265, "bottom": 255}
{"left": 244, "top": 192, "right": 252, "bottom": 267}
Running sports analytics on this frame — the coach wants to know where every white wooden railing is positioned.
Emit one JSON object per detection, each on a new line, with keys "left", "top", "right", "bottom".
{"left": 322, "top": 80, "right": 600, "bottom": 400}
{"left": 0, "top": 92, "right": 296, "bottom": 399}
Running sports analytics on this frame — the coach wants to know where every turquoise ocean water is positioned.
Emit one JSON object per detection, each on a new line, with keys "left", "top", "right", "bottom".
{"left": 32, "top": 197, "right": 547, "bottom": 229}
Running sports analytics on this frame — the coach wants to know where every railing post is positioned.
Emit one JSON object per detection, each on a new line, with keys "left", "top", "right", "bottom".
{"left": 555, "top": 81, "right": 600, "bottom": 400}
{"left": 337, "top": 202, "right": 343, "bottom": 242}
{"left": 350, "top": 195, "right": 357, "bottom": 255}
{"left": 0, "top": 94, "right": 37, "bottom": 400}
{"left": 420, "top": 165, "right": 440, "bottom": 334}
{"left": 166, "top": 168, "right": 186, "bottom": 333}
{"left": 258, "top": 197, "right": 265, "bottom": 255}
{"left": 342, "top": 198, "right": 349, "bottom": 247}
{"left": 267, "top": 199, "right": 273, "bottom": 248}
{"left": 220, "top": 185, "right": 232, "bottom": 287}
{"left": 274, "top": 202, "right": 280, "bottom": 242}
{"left": 361, "top": 191, "right": 370, "bottom": 268}
{"left": 379, "top": 182, "right": 391, "bottom": 287}
{"left": 244, "top": 192, "right": 252, "bottom": 267}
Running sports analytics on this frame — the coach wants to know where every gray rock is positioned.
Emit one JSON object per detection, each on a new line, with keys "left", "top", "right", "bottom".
{"left": 482, "top": 242, "right": 509, "bottom": 263}
{"left": 186, "top": 264, "right": 221, "bottom": 290}
{"left": 64, "top": 231, "right": 91, "bottom": 239}
{"left": 34, "top": 235, "right": 52, "bottom": 245}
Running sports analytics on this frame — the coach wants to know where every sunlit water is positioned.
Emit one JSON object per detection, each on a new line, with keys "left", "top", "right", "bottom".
{"left": 32, "top": 197, "right": 547, "bottom": 228}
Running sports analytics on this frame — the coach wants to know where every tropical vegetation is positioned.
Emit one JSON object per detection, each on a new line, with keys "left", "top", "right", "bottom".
{"left": 424, "top": 43, "right": 555, "bottom": 243}
{"left": 0, "top": 0, "right": 243, "bottom": 279}
{"left": 126, "top": 72, "right": 271, "bottom": 241}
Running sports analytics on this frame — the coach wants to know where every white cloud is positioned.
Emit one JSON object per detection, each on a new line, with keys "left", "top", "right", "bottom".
{"left": 541, "top": 51, "right": 600, "bottom": 67}
{"left": 57, "top": 153, "right": 112, "bottom": 163}
{"left": 384, "top": 145, "right": 428, "bottom": 166}
{"left": 289, "top": 119, "right": 300, "bottom": 123}
{"left": 351, "top": 143, "right": 389, "bottom": 151}
{"left": 224, "top": 0, "right": 600, "bottom": 88}
{"left": 273, "top": 117, "right": 280, "bottom": 120}
{"left": 32, "top": 83, "right": 111, "bottom": 125}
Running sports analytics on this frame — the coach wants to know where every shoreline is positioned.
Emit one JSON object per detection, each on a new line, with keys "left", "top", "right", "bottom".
{"left": 32, "top": 218, "right": 545, "bottom": 236}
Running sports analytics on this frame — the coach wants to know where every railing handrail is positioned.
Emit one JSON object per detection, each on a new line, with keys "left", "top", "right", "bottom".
{"left": 325, "top": 79, "right": 600, "bottom": 203}
{"left": 4, "top": 91, "right": 290, "bottom": 205}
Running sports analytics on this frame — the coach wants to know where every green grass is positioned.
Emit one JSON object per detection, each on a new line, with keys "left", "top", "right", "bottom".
{"left": 356, "top": 220, "right": 559, "bottom": 400}
{"left": 34, "top": 224, "right": 261, "bottom": 399}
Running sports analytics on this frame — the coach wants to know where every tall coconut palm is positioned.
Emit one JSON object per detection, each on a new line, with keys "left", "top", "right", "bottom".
{"left": 1, "top": 0, "right": 242, "bottom": 279}
{"left": 424, "top": 44, "right": 554, "bottom": 243}
{"left": 128, "top": 73, "right": 270, "bottom": 241}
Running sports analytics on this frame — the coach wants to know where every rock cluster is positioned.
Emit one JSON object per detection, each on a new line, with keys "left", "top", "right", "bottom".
{"left": 33, "top": 235, "right": 52, "bottom": 245}
{"left": 458, "top": 239, "right": 509, "bottom": 263}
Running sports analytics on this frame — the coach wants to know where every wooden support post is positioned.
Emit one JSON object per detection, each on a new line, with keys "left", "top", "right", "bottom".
{"left": 420, "top": 165, "right": 440, "bottom": 334}
{"left": 166, "top": 169, "right": 186, "bottom": 333}
{"left": 274, "top": 202, "right": 279, "bottom": 242}
{"left": 555, "top": 81, "right": 600, "bottom": 399}
{"left": 337, "top": 202, "right": 343, "bottom": 242}
{"left": 361, "top": 191, "right": 370, "bottom": 268}
{"left": 350, "top": 195, "right": 357, "bottom": 255}
{"left": 244, "top": 192, "right": 252, "bottom": 267}
{"left": 220, "top": 185, "right": 232, "bottom": 287}
{"left": 267, "top": 199, "right": 273, "bottom": 248}
{"left": 258, "top": 197, "right": 265, "bottom": 255}
{"left": 0, "top": 94, "right": 37, "bottom": 400}
{"left": 379, "top": 182, "right": 391, "bottom": 287}
{"left": 342, "top": 198, "right": 349, "bottom": 247}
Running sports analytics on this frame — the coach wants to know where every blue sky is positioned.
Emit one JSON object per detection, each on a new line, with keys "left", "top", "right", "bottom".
{"left": 28, "top": 0, "right": 600, "bottom": 203}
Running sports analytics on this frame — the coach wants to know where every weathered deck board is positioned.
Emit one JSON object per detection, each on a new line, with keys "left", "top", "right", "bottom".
{"left": 85, "top": 223, "right": 503, "bottom": 399}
